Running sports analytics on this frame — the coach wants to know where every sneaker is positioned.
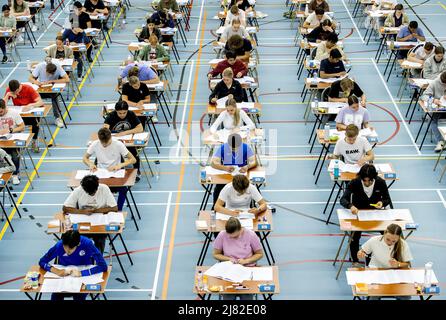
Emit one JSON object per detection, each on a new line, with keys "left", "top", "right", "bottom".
{"left": 122, "top": 19, "right": 126, "bottom": 24}
{"left": 31, "top": 140, "right": 40, "bottom": 153}
{"left": 435, "top": 141, "right": 445, "bottom": 153}
{"left": 87, "top": 56, "right": 93, "bottom": 63}
{"left": 12, "top": 175, "right": 20, "bottom": 185}
{"left": 55, "top": 117, "right": 64, "bottom": 128}
{"left": 77, "top": 76, "right": 83, "bottom": 82}
{"left": 1, "top": 55, "right": 7, "bottom": 63}
{"left": 31, "top": 25, "right": 38, "bottom": 32}
{"left": 152, "top": 116, "right": 158, "bottom": 123}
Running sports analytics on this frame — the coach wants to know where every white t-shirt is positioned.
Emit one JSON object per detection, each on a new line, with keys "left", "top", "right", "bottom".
{"left": 333, "top": 136, "right": 372, "bottom": 164}
{"left": 63, "top": 183, "right": 117, "bottom": 210}
{"left": 362, "top": 235, "right": 413, "bottom": 268}
{"left": 86, "top": 140, "right": 129, "bottom": 169}
{"left": 210, "top": 109, "right": 255, "bottom": 133}
{"left": 219, "top": 182, "right": 263, "bottom": 210}
{"left": 0, "top": 109, "right": 24, "bottom": 131}
{"left": 305, "top": 12, "right": 332, "bottom": 27}
{"left": 225, "top": 9, "right": 246, "bottom": 27}
{"left": 362, "top": 180, "right": 375, "bottom": 198}
{"left": 413, "top": 45, "right": 433, "bottom": 61}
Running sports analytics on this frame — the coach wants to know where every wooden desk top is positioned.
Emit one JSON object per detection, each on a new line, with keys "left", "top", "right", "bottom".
{"left": 67, "top": 168, "right": 137, "bottom": 188}
{"left": 202, "top": 128, "right": 263, "bottom": 146}
{"left": 37, "top": 84, "right": 66, "bottom": 94}
{"left": 207, "top": 102, "right": 262, "bottom": 115}
{"left": 339, "top": 218, "right": 411, "bottom": 232}
{"left": 89, "top": 132, "right": 149, "bottom": 148}
{"left": 200, "top": 166, "right": 265, "bottom": 185}
{"left": 20, "top": 266, "right": 111, "bottom": 295}
{"left": 193, "top": 266, "right": 280, "bottom": 295}
{"left": 197, "top": 210, "right": 273, "bottom": 233}
{"left": 328, "top": 163, "right": 397, "bottom": 182}
{"left": 19, "top": 104, "right": 52, "bottom": 118}
{"left": 419, "top": 100, "right": 446, "bottom": 114}
{"left": 47, "top": 211, "right": 127, "bottom": 235}
{"left": 102, "top": 104, "right": 159, "bottom": 118}
{"left": 0, "top": 132, "right": 34, "bottom": 149}
{"left": 305, "top": 79, "right": 333, "bottom": 90}
{"left": 349, "top": 267, "right": 439, "bottom": 297}
{"left": 316, "top": 129, "right": 379, "bottom": 145}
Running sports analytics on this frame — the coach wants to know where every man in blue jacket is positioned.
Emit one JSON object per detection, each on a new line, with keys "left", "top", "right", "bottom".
{"left": 39, "top": 230, "right": 107, "bottom": 301}
{"left": 62, "top": 27, "right": 93, "bottom": 81}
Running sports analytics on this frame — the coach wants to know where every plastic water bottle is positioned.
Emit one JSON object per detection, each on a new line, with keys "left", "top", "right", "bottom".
{"left": 312, "top": 72, "right": 318, "bottom": 86}
{"left": 314, "top": 96, "right": 319, "bottom": 109}
{"left": 427, "top": 95, "right": 433, "bottom": 111}
{"left": 154, "top": 160, "right": 160, "bottom": 181}
{"left": 200, "top": 166, "right": 206, "bottom": 182}
{"left": 210, "top": 211, "right": 216, "bottom": 230}
{"left": 390, "top": 39, "right": 395, "bottom": 50}
{"left": 196, "top": 270, "right": 204, "bottom": 291}
{"left": 26, "top": 59, "right": 31, "bottom": 71}
{"left": 424, "top": 262, "right": 433, "bottom": 289}
{"left": 63, "top": 215, "right": 72, "bottom": 231}
{"left": 324, "top": 124, "right": 330, "bottom": 141}
{"left": 333, "top": 160, "right": 340, "bottom": 179}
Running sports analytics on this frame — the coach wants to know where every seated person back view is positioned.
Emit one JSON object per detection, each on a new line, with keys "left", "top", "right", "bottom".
{"left": 63, "top": 174, "right": 118, "bottom": 253}
{"left": 82, "top": 128, "right": 136, "bottom": 212}
{"left": 340, "top": 164, "right": 391, "bottom": 267}
{"left": 330, "top": 124, "right": 375, "bottom": 165}
{"left": 39, "top": 230, "right": 107, "bottom": 301}
{"left": 103, "top": 101, "right": 144, "bottom": 180}
{"left": 211, "top": 133, "right": 257, "bottom": 205}
{"left": 208, "top": 51, "right": 248, "bottom": 80}
{"left": 335, "top": 96, "right": 372, "bottom": 131}
{"left": 28, "top": 61, "right": 69, "bottom": 128}
{"left": 209, "top": 68, "right": 245, "bottom": 103}
{"left": 214, "top": 174, "right": 267, "bottom": 217}
{"left": 213, "top": 217, "right": 263, "bottom": 300}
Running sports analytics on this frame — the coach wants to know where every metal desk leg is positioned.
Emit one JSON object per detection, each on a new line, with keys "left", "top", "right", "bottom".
{"left": 323, "top": 181, "right": 337, "bottom": 215}
{"left": 108, "top": 234, "right": 129, "bottom": 283}
{"left": 124, "top": 193, "right": 139, "bottom": 231}
{"left": 336, "top": 231, "right": 353, "bottom": 280}
{"left": 197, "top": 232, "right": 212, "bottom": 266}
{"left": 418, "top": 114, "right": 434, "bottom": 151}
{"left": 257, "top": 231, "right": 271, "bottom": 265}
{"left": 326, "top": 181, "right": 344, "bottom": 224}
{"left": 128, "top": 187, "right": 141, "bottom": 220}
{"left": 333, "top": 232, "right": 347, "bottom": 266}
{"left": 117, "top": 233, "right": 133, "bottom": 265}
{"left": 314, "top": 144, "right": 330, "bottom": 184}
{"left": 0, "top": 200, "right": 14, "bottom": 232}
{"left": 5, "top": 185, "right": 21, "bottom": 218}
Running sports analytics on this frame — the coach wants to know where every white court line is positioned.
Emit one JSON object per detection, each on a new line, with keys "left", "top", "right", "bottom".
{"left": 436, "top": 190, "right": 446, "bottom": 208}
{"left": 0, "top": 63, "right": 20, "bottom": 88}
{"left": 371, "top": 58, "right": 421, "bottom": 155}
{"left": 151, "top": 192, "right": 172, "bottom": 300}
{"left": 194, "top": 0, "right": 206, "bottom": 45}
{"left": 341, "top": 0, "right": 364, "bottom": 44}
{"left": 176, "top": 60, "right": 195, "bottom": 157}
{"left": 36, "top": 1, "right": 73, "bottom": 44}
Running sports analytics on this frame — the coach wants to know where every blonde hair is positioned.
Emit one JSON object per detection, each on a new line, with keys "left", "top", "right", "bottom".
{"left": 128, "top": 66, "right": 139, "bottom": 78}
{"left": 230, "top": 4, "right": 238, "bottom": 14}
{"left": 149, "top": 34, "right": 159, "bottom": 45}
{"left": 222, "top": 67, "right": 234, "bottom": 78}
{"left": 345, "top": 124, "right": 359, "bottom": 138}
{"left": 226, "top": 97, "right": 240, "bottom": 127}
{"left": 340, "top": 78, "right": 354, "bottom": 98}
{"left": 129, "top": 76, "right": 140, "bottom": 85}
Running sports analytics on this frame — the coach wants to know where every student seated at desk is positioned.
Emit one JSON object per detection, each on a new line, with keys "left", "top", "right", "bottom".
{"left": 63, "top": 175, "right": 118, "bottom": 253}
{"left": 210, "top": 97, "right": 255, "bottom": 134}
{"left": 396, "top": 21, "right": 426, "bottom": 59}
{"left": 0, "top": 100, "right": 24, "bottom": 185}
{"left": 150, "top": 10, "right": 175, "bottom": 42}
{"left": 29, "top": 61, "right": 69, "bottom": 129}
{"left": 215, "top": 174, "right": 267, "bottom": 217}
{"left": 209, "top": 68, "right": 245, "bottom": 104}
{"left": 229, "top": 0, "right": 252, "bottom": 12}
{"left": 335, "top": 96, "right": 372, "bottom": 131}
{"left": 104, "top": 101, "right": 144, "bottom": 180}
{"left": 314, "top": 33, "right": 345, "bottom": 61}
{"left": 421, "top": 71, "right": 446, "bottom": 152}
{"left": 224, "top": 34, "right": 252, "bottom": 63}
{"left": 83, "top": 128, "right": 136, "bottom": 212}
{"left": 0, "top": 147, "right": 16, "bottom": 174}
{"left": 328, "top": 78, "right": 366, "bottom": 107}
{"left": 305, "top": 19, "right": 335, "bottom": 43}
{"left": 225, "top": 4, "right": 246, "bottom": 27}
{"left": 213, "top": 217, "right": 263, "bottom": 300}
{"left": 70, "top": 1, "right": 92, "bottom": 31}
{"left": 39, "top": 230, "right": 108, "bottom": 301}
{"left": 84, "top": 0, "right": 108, "bottom": 30}
{"left": 303, "top": 8, "right": 332, "bottom": 29}
{"left": 330, "top": 124, "right": 374, "bottom": 166}
{"left": 158, "top": 0, "right": 180, "bottom": 13}
{"left": 10, "top": 0, "right": 30, "bottom": 38}
{"left": 384, "top": 4, "right": 409, "bottom": 28}
{"left": 121, "top": 76, "right": 152, "bottom": 110}
{"left": 211, "top": 133, "right": 257, "bottom": 204}
{"left": 423, "top": 46, "right": 446, "bottom": 80}
{"left": 119, "top": 61, "right": 160, "bottom": 85}
{"left": 358, "top": 224, "right": 413, "bottom": 300}
{"left": 62, "top": 27, "right": 93, "bottom": 68}
{"left": 138, "top": 35, "right": 170, "bottom": 62}
{"left": 138, "top": 18, "right": 162, "bottom": 43}
{"left": 46, "top": 36, "right": 74, "bottom": 61}
{"left": 319, "top": 49, "right": 346, "bottom": 79}
{"left": 408, "top": 42, "right": 434, "bottom": 66}
{"left": 221, "top": 18, "right": 250, "bottom": 44}
{"left": 208, "top": 51, "right": 248, "bottom": 80}
{"left": 3, "top": 79, "right": 43, "bottom": 154}
{"left": 308, "top": 0, "right": 330, "bottom": 14}
{"left": 340, "top": 164, "right": 391, "bottom": 267}
{"left": 0, "top": 5, "right": 16, "bottom": 63}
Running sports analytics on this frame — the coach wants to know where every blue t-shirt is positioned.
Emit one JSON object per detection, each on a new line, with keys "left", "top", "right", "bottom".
{"left": 120, "top": 63, "right": 157, "bottom": 81}
{"left": 32, "top": 62, "right": 67, "bottom": 82}
{"left": 39, "top": 236, "right": 107, "bottom": 276}
{"left": 397, "top": 26, "right": 425, "bottom": 42}
{"left": 320, "top": 58, "right": 345, "bottom": 75}
{"left": 213, "top": 143, "right": 254, "bottom": 166}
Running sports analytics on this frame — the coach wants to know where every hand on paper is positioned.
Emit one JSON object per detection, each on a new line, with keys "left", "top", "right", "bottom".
{"left": 350, "top": 205, "right": 359, "bottom": 215}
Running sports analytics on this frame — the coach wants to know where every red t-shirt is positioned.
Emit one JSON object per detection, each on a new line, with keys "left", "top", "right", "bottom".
{"left": 5, "top": 84, "right": 40, "bottom": 106}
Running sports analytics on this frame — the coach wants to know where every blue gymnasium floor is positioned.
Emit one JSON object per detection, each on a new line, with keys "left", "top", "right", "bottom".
{"left": 0, "top": 0, "right": 446, "bottom": 300}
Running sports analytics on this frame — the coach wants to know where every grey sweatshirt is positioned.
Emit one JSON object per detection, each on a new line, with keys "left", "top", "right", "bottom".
{"left": 0, "top": 148, "right": 15, "bottom": 174}
{"left": 421, "top": 76, "right": 446, "bottom": 101}
{"left": 423, "top": 56, "right": 446, "bottom": 80}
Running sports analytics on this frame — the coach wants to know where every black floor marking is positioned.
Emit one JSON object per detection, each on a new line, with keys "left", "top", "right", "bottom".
{"left": 23, "top": 208, "right": 28, "bottom": 212}
{"left": 36, "top": 223, "right": 42, "bottom": 228}
{"left": 115, "top": 278, "right": 125, "bottom": 283}
{"left": 131, "top": 285, "right": 139, "bottom": 289}
{"left": 29, "top": 215, "right": 34, "bottom": 220}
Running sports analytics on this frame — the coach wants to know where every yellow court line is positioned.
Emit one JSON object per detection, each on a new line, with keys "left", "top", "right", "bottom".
{"left": 0, "top": 9, "right": 123, "bottom": 240}
{"left": 161, "top": 12, "right": 207, "bottom": 300}
{"left": 439, "top": 1, "right": 446, "bottom": 11}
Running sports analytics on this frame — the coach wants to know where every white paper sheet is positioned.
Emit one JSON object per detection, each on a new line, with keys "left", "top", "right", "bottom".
{"left": 68, "top": 212, "right": 124, "bottom": 226}
{"left": 113, "top": 134, "right": 133, "bottom": 141}
{"left": 75, "top": 168, "right": 125, "bottom": 179}
{"left": 249, "top": 170, "right": 266, "bottom": 180}
{"left": 240, "top": 219, "right": 253, "bottom": 229}
{"left": 51, "top": 58, "right": 74, "bottom": 66}
{"left": 40, "top": 278, "right": 83, "bottom": 293}
{"left": 216, "top": 96, "right": 229, "bottom": 109}
{"left": 205, "top": 166, "right": 228, "bottom": 175}
{"left": 401, "top": 60, "right": 422, "bottom": 69}
{"left": 133, "top": 132, "right": 149, "bottom": 141}
{"left": 143, "top": 103, "right": 157, "bottom": 110}
{"left": 10, "top": 133, "right": 30, "bottom": 141}
{"left": 237, "top": 102, "right": 255, "bottom": 109}
{"left": 346, "top": 269, "right": 438, "bottom": 285}
{"left": 52, "top": 83, "right": 66, "bottom": 89}
{"left": 328, "top": 160, "right": 361, "bottom": 173}
{"left": 337, "top": 209, "right": 358, "bottom": 220}
{"left": 357, "top": 209, "right": 413, "bottom": 222}
{"left": 251, "top": 267, "right": 273, "bottom": 281}
{"left": 374, "top": 163, "right": 393, "bottom": 173}
{"left": 25, "top": 107, "right": 45, "bottom": 114}
{"left": 204, "top": 261, "right": 253, "bottom": 283}
{"left": 209, "top": 58, "right": 224, "bottom": 64}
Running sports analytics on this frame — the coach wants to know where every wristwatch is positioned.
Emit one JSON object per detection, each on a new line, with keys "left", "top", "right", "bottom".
{"left": 9, "top": 127, "right": 13, "bottom": 134}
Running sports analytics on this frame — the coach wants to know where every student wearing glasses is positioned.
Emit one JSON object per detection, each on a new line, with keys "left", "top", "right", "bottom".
{"left": 340, "top": 164, "right": 391, "bottom": 267}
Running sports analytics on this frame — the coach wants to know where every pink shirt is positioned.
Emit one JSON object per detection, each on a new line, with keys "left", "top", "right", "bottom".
{"left": 213, "top": 228, "right": 262, "bottom": 266}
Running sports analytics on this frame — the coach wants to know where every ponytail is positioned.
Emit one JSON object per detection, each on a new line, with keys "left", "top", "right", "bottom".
{"left": 384, "top": 224, "right": 404, "bottom": 262}
{"left": 226, "top": 98, "right": 240, "bottom": 127}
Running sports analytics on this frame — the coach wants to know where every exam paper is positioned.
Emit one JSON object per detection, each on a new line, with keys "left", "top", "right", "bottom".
{"left": 328, "top": 160, "right": 361, "bottom": 173}
{"left": 209, "top": 58, "right": 224, "bottom": 64}
{"left": 251, "top": 267, "right": 273, "bottom": 281}
{"left": 374, "top": 163, "right": 392, "bottom": 173}
{"left": 40, "top": 278, "right": 83, "bottom": 293}
{"left": 249, "top": 170, "right": 266, "bottom": 180}
{"left": 216, "top": 95, "right": 229, "bottom": 108}
{"left": 237, "top": 102, "right": 255, "bottom": 109}
{"left": 357, "top": 209, "right": 413, "bottom": 222}
{"left": 51, "top": 58, "right": 74, "bottom": 66}
{"left": 346, "top": 269, "right": 438, "bottom": 285}
{"left": 204, "top": 261, "right": 253, "bottom": 283}
{"left": 133, "top": 132, "right": 149, "bottom": 141}
{"left": 75, "top": 168, "right": 125, "bottom": 179}
{"left": 205, "top": 166, "right": 229, "bottom": 175}
{"left": 10, "top": 133, "right": 30, "bottom": 141}
{"left": 68, "top": 212, "right": 124, "bottom": 226}
{"left": 337, "top": 209, "right": 357, "bottom": 220}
